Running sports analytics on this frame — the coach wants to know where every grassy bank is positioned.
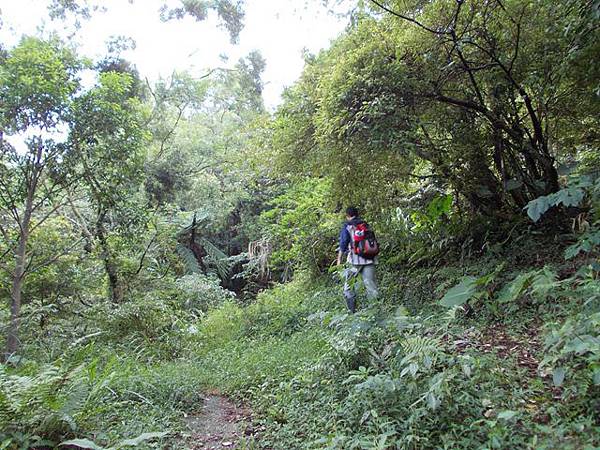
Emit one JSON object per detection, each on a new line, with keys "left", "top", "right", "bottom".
{"left": 2, "top": 236, "right": 598, "bottom": 450}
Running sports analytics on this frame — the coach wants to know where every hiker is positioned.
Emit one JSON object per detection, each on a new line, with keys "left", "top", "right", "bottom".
{"left": 337, "top": 207, "right": 379, "bottom": 313}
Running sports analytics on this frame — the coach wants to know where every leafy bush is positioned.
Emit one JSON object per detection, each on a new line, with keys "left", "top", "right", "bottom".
{"left": 260, "top": 178, "right": 339, "bottom": 278}
{"left": 176, "top": 273, "right": 235, "bottom": 314}
{"left": 526, "top": 175, "right": 599, "bottom": 222}
{"left": 197, "top": 275, "right": 334, "bottom": 352}
{"left": 94, "top": 294, "right": 192, "bottom": 361}
{"left": 0, "top": 354, "right": 170, "bottom": 450}
{"left": 0, "top": 362, "right": 95, "bottom": 446}
{"left": 540, "top": 272, "right": 600, "bottom": 406}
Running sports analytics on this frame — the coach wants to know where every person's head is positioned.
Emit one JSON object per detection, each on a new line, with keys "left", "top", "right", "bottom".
{"left": 345, "top": 206, "right": 359, "bottom": 220}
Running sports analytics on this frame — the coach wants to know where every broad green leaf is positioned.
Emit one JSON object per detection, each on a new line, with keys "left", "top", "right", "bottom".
{"left": 496, "top": 272, "right": 532, "bottom": 303}
{"left": 531, "top": 268, "right": 558, "bottom": 299}
{"left": 116, "top": 432, "right": 168, "bottom": 448}
{"left": 553, "top": 187, "right": 585, "bottom": 207}
{"left": 553, "top": 367, "right": 566, "bottom": 387}
{"left": 565, "top": 335, "right": 598, "bottom": 354}
{"left": 497, "top": 410, "right": 518, "bottom": 420}
{"left": 474, "top": 263, "right": 504, "bottom": 287}
{"left": 526, "top": 186, "right": 586, "bottom": 222}
{"left": 59, "top": 439, "right": 106, "bottom": 450}
{"left": 525, "top": 196, "right": 550, "bottom": 222}
{"left": 440, "top": 276, "right": 477, "bottom": 307}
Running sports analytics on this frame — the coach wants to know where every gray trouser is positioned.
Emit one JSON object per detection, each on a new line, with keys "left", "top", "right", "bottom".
{"left": 343, "top": 264, "right": 379, "bottom": 313}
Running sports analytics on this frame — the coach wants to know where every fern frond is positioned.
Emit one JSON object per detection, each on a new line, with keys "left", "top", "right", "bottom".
{"left": 200, "top": 238, "right": 230, "bottom": 279}
{"left": 176, "top": 243, "right": 200, "bottom": 274}
{"left": 400, "top": 336, "right": 440, "bottom": 368}
{"left": 56, "top": 365, "right": 90, "bottom": 431}
{"left": 401, "top": 336, "right": 439, "bottom": 355}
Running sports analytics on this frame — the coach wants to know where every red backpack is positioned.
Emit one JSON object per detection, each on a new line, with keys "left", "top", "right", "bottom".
{"left": 349, "top": 221, "right": 380, "bottom": 259}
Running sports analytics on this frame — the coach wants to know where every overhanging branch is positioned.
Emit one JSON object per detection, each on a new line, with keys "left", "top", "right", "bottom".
{"left": 369, "top": 0, "right": 449, "bottom": 35}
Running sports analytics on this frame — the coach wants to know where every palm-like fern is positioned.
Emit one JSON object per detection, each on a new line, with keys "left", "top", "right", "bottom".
{"left": 176, "top": 243, "right": 201, "bottom": 274}
{"left": 401, "top": 336, "right": 440, "bottom": 357}
{"left": 175, "top": 212, "right": 231, "bottom": 279}
{"left": 200, "top": 237, "right": 230, "bottom": 278}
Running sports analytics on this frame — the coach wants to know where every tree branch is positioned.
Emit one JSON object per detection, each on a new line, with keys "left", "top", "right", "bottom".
{"left": 134, "top": 231, "right": 158, "bottom": 275}
{"left": 26, "top": 237, "right": 85, "bottom": 276}
{"left": 28, "top": 199, "right": 68, "bottom": 234}
{"left": 369, "top": 0, "right": 449, "bottom": 35}
{"left": 156, "top": 102, "right": 188, "bottom": 159}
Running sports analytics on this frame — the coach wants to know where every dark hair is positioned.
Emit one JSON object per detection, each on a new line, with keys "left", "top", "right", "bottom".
{"left": 345, "top": 206, "right": 359, "bottom": 217}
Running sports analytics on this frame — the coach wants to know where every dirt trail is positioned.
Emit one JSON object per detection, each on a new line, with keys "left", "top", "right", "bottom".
{"left": 185, "top": 394, "right": 252, "bottom": 449}
{"left": 452, "top": 323, "right": 542, "bottom": 376}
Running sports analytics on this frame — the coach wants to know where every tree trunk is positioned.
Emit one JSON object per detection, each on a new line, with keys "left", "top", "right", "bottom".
{"left": 6, "top": 235, "right": 27, "bottom": 358}
{"left": 5, "top": 170, "right": 37, "bottom": 359}
{"left": 96, "top": 214, "right": 124, "bottom": 303}
{"left": 104, "top": 254, "right": 124, "bottom": 304}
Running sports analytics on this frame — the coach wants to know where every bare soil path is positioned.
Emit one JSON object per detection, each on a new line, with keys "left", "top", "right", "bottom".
{"left": 184, "top": 393, "right": 253, "bottom": 449}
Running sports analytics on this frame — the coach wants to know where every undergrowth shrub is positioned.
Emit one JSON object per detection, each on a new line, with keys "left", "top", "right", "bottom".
{"left": 0, "top": 353, "right": 169, "bottom": 450}
{"left": 0, "top": 362, "right": 93, "bottom": 445}
{"left": 176, "top": 273, "right": 236, "bottom": 314}
{"left": 188, "top": 256, "right": 600, "bottom": 450}
{"left": 197, "top": 275, "right": 335, "bottom": 353}
{"left": 540, "top": 269, "right": 600, "bottom": 420}
{"left": 259, "top": 179, "right": 339, "bottom": 278}
{"left": 92, "top": 293, "right": 197, "bottom": 361}
{"left": 197, "top": 300, "right": 246, "bottom": 350}
{"left": 0, "top": 346, "right": 207, "bottom": 449}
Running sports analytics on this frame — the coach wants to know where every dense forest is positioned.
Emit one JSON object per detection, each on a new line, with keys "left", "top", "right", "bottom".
{"left": 0, "top": 0, "right": 599, "bottom": 449}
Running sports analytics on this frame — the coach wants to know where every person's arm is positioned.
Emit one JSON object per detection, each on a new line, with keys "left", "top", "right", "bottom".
{"left": 337, "top": 225, "right": 349, "bottom": 265}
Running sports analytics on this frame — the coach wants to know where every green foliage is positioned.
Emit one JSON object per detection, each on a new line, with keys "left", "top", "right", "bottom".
{"left": 167, "top": 262, "right": 600, "bottom": 449}
{"left": 383, "top": 190, "right": 466, "bottom": 267}
{"left": 438, "top": 264, "right": 570, "bottom": 324}
{"left": 565, "top": 228, "right": 600, "bottom": 260}
{"left": 158, "top": 0, "right": 245, "bottom": 43}
{"left": 0, "top": 353, "right": 169, "bottom": 449}
{"left": 270, "top": 0, "right": 600, "bottom": 219}
{"left": 496, "top": 267, "right": 560, "bottom": 304}
{"left": 526, "top": 187, "right": 585, "bottom": 222}
{"left": 175, "top": 243, "right": 201, "bottom": 274}
{"left": 18, "top": 216, "right": 98, "bottom": 305}
{"left": 91, "top": 292, "right": 199, "bottom": 362}
{"left": 525, "top": 176, "right": 595, "bottom": 222}
{"left": 260, "top": 179, "right": 339, "bottom": 277}
{"left": 438, "top": 264, "right": 506, "bottom": 309}
{"left": 176, "top": 273, "right": 235, "bottom": 313}
{"left": 0, "top": 350, "right": 197, "bottom": 449}
{"left": 439, "top": 276, "right": 478, "bottom": 307}
{"left": 201, "top": 238, "right": 231, "bottom": 278}
{"left": 0, "top": 36, "right": 81, "bottom": 132}
{"left": 2, "top": 2, "right": 600, "bottom": 449}
{"left": 541, "top": 272, "right": 600, "bottom": 394}
{"left": 59, "top": 432, "right": 168, "bottom": 450}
